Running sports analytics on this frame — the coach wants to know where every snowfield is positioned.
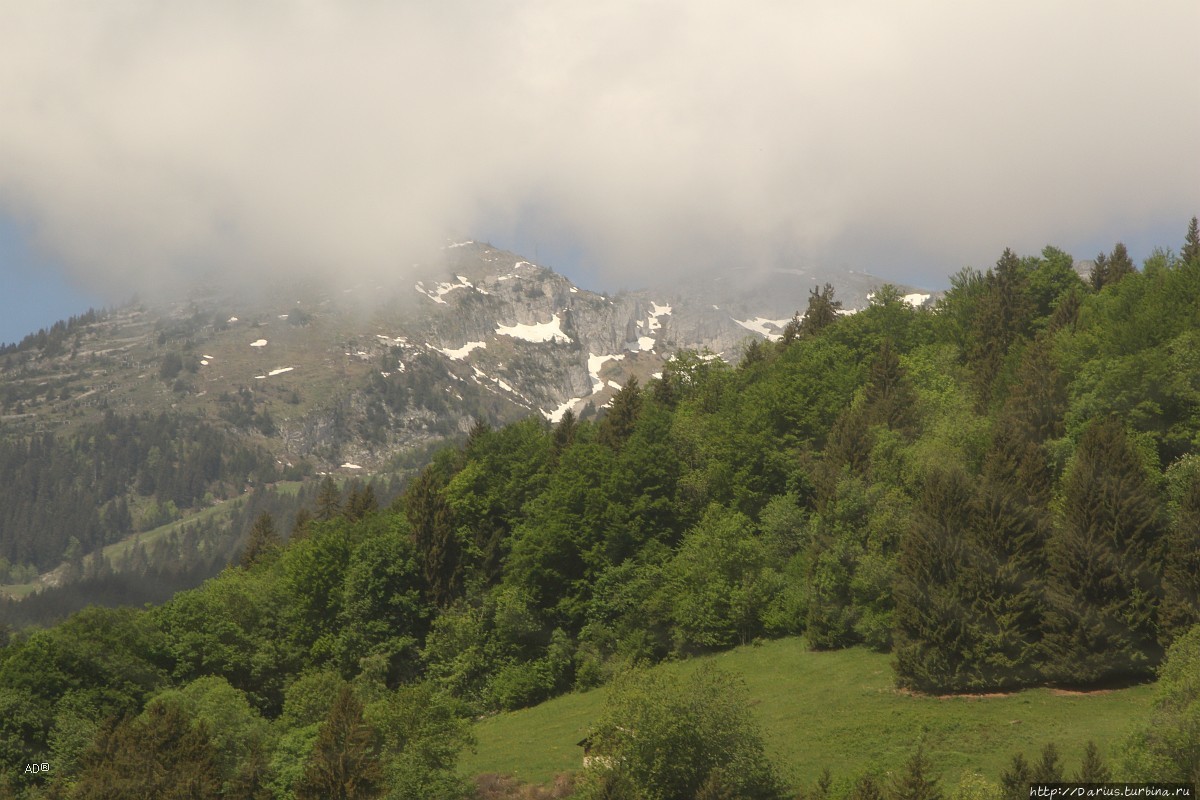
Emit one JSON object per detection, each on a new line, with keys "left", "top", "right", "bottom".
{"left": 495, "top": 314, "right": 572, "bottom": 344}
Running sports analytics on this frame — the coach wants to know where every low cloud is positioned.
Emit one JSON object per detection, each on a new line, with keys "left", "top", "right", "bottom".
{"left": 1, "top": 1, "right": 1197, "bottom": 298}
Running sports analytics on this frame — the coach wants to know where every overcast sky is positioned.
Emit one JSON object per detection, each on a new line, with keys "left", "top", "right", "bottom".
{"left": 1, "top": 1, "right": 1198, "bottom": 342}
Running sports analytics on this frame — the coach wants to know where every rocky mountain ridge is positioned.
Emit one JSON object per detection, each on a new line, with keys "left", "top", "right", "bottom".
{"left": 1, "top": 242, "right": 936, "bottom": 473}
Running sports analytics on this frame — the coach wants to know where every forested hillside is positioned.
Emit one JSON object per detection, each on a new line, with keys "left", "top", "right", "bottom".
{"left": 1, "top": 221, "right": 1199, "bottom": 797}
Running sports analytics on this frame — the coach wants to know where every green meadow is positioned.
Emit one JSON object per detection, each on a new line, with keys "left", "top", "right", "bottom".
{"left": 462, "top": 637, "right": 1155, "bottom": 789}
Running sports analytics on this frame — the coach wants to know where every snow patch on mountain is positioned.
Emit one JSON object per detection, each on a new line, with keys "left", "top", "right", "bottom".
{"left": 588, "top": 352, "right": 625, "bottom": 393}
{"left": 732, "top": 317, "right": 789, "bottom": 340}
{"left": 436, "top": 341, "right": 487, "bottom": 360}
{"left": 496, "top": 314, "right": 572, "bottom": 344}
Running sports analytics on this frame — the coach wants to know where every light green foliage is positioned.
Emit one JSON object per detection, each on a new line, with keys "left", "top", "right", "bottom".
{"left": 146, "top": 676, "right": 270, "bottom": 791}
{"left": 1121, "top": 624, "right": 1200, "bottom": 783}
{"left": 662, "top": 505, "right": 781, "bottom": 653}
{"left": 582, "top": 664, "right": 785, "bottom": 800}
{"left": 366, "top": 683, "right": 474, "bottom": 800}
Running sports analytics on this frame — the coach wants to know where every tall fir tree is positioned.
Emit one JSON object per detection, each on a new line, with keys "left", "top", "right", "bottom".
{"left": 1183, "top": 216, "right": 1200, "bottom": 265}
{"left": 798, "top": 284, "right": 842, "bottom": 339}
{"left": 969, "top": 248, "right": 1033, "bottom": 406}
{"left": 72, "top": 703, "right": 222, "bottom": 800}
{"left": 862, "top": 338, "right": 918, "bottom": 434}
{"left": 963, "top": 420, "right": 1051, "bottom": 689}
{"left": 893, "top": 467, "right": 976, "bottom": 692}
{"left": 315, "top": 476, "right": 342, "bottom": 522}
{"left": 240, "top": 512, "right": 280, "bottom": 568}
{"left": 1075, "top": 741, "right": 1111, "bottom": 783}
{"left": 295, "top": 686, "right": 382, "bottom": 800}
{"left": 404, "top": 463, "right": 462, "bottom": 608}
{"left": 1162, "top": 469, "right": 1200, "bottom": 642}
{"left": 1043, "top": 417, "right": 1168, "bottom": 684}
{"left": 598, "top": 377, "right": 642, "bottom": 450}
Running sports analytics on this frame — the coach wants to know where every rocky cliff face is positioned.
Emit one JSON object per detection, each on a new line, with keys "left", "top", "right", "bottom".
{"left": 0, "top": 241, "right": 935, "bottom": 473}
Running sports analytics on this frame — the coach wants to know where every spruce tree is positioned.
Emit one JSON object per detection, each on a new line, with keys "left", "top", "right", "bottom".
{"left": 1106, "top": 242, "right": 1136, "bottom": 286}
{"left": 315, "top": 476, "right": 342, "bottom": 521}
{"left": 1162, "top": 470, "right": 1200, "bottom": 642}
{"left": 889, "top": 744, "right": 943, "bottom": 800}
{"left": 846, "top": 772, "right": 886, "bottom": 800}
{"left": 862, "top": 338, "right": 917, "bottom": 434}
{"left": 1183, "top": 216, "right": 1200, "bottom": 265}
{"left": 893, "top": 467, "right": 976, "bottom": 692}
{"left": 598, "top": 376, "right": 642, "bottom": 450}
{"left": 1000, "top": 752, "right": 1033, "bottom": 800}
{"left": 404, "top": 465, "right": 461, "bottom": 607}
{"left": 969, "top": 248, "right": 1033, "bottom": 405}
{"left": 1075, "top": 741, "right": 1111, "bottom": 783}
{"left": 294, "top": 686, "right": 382, "bottom": 800}
{"left": 798, "top": 284, "right": 842, "bottom": 338}
{"left": 73, "top": 704, "right": 222, "bottom": 799}
{"left": 1043, "top": 417, "right": 1168, "bottom": 685}
{"left": 964, "top": 422, "right": 1050, "bottom": 689}
{"left": 240, "top": 512, "right": 280, "bottom": 568}
{"left": 1032, "top": 742, "right": 1063, "bottom": 783}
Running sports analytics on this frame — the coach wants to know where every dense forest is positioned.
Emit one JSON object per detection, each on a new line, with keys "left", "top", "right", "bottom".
{"left": 1, "top": 220, "right": 1199, "bottom": 797}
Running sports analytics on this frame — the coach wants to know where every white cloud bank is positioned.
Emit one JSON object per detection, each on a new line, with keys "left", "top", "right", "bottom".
{"left": 0, "top": 1, "right": 1197, "bottom": 297}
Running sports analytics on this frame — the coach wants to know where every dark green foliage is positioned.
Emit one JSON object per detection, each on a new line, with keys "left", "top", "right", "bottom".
{"left": 893, "top": 468, "right": 975, "bottom": 692}
{"left": 968, "top": 248, "right": 1034, "bottom": 405}
{"left": 405, "top": 456, "right": 464, "bottom": 608}
{"left": 845, "top": 772, "right": 885, "bottom": 800}
{"left": 999, "top": 752, "right": 1032, "bottom": 800}
{"left": 1043, "top": 417, "right": 1167, "bottom": 684}
{"left": 1075, "top": 741, "right": 1111, "bottom": 783}
{"left": 1184, "top": 216, "right": 1200, "bottom": 264}
{"left": 889, "top": 744, "right": 943, "bottom": 800}
{"left": 798, "top": 284, "right": 842, "bottom": 339}
{"left": 586, "top": 665, "right": 786, "bottom": 800}
{"left": 295, "top": 686, "right": 383, "bottom": 800}
{"left": 1162, "top": 461, "right": 1200, "bottom": 641}
{"left": 72, "top": 702, "right": 222, "bottom": 799}
{"left": 1032, "top": 742, "right": 1063, "bottom": 783}
{"left": 240, "top": 512, "right": 280, "bottom": 568}
{"left": 598, "top": 377, "right": 643, "bottom": 450}
{"left": 1121, "top": 624, "right": 1200, "bottom": 784}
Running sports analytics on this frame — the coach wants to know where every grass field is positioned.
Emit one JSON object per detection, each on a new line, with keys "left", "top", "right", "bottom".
{"left": 461, "top": 637, "right": 1156, "bottom": 790}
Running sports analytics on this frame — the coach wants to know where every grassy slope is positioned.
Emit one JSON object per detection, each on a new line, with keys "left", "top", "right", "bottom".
{"left": 462, "top": 637, "right": 1155, "bottom": 789}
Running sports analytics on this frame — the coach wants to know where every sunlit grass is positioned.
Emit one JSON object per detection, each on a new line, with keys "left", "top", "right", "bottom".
{"left": 462, "top": 637, "right": 1156, "bottom": 790}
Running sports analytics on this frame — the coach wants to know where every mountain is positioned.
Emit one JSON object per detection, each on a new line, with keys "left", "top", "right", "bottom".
{"left": 0, "top": 242, "right": 933, "bottom": 596}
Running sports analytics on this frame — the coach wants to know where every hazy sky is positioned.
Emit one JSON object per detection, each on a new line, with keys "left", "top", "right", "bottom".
{"left": 1, "top": 1, "right": 1198, "bottom": 343}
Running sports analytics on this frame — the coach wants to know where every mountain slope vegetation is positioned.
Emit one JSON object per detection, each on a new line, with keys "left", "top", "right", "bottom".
{"left": 0, "top": 221, "right": 1198, "bottom": 796}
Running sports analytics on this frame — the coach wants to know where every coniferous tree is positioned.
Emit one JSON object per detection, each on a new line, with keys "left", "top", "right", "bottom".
{"left": 1000, "top": 752, "right": 1033, "bottom": 800}
{"left": 1075, "top": 741, "right": 1111, "bottom": 783}
{"left": 404, "top": 464, "right": 461, "bottom": 607}
{"left": 294, "top": 686, "right": 382, "bottom": 800}
{"left": 315, "top": 476, "right": 342, "bottom": 522}
{"left": 1089, "top": 252, "right": 1110, "bottom": 292}
{"left": 846, "top": 772, "right": 886, "bottom": 800}
{"left": 798, "top": 284, "right": 842, "bottom": 338}
{"left": 862, "top": 338, "right": 917, "bottom": 434}
{"left": 969, "top": 248, "right": 1033, "bottom": 405}
{"left": 1183, "top": 216, "right": 1200, "bottom": 265}
{"left": 598, "top": 377, "right": 642, "bottom": 450}
{"left": 72, "top": 704, "right": 222, "bottom": 800}
{"left": 964, "top": 422, "right": 1050, "bottom": 689}
{"left": 889, "top": 744, "right": 943, "bottom": 800}
{"left": 1043, "top": 417, "right": 1168, "bottom": 684}
{"left": 1106, "top": 242, "right": 1136, "bottom": 286}
{"left": 1162, "top": 470, "right": 1200, "bottom": 642}
{"left": 1032, "top": 742, "right": 1064, "bottom": 784}
{"left": 240, "top": 512, "right": 280, "bottom": 568}
{"left": 893, "top": 468, "right": 975, "bottom": 692}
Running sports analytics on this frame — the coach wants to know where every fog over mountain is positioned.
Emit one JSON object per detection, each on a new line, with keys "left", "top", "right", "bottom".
{"left": 0, "top": 1, "right": 1197, "bottom": 306}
